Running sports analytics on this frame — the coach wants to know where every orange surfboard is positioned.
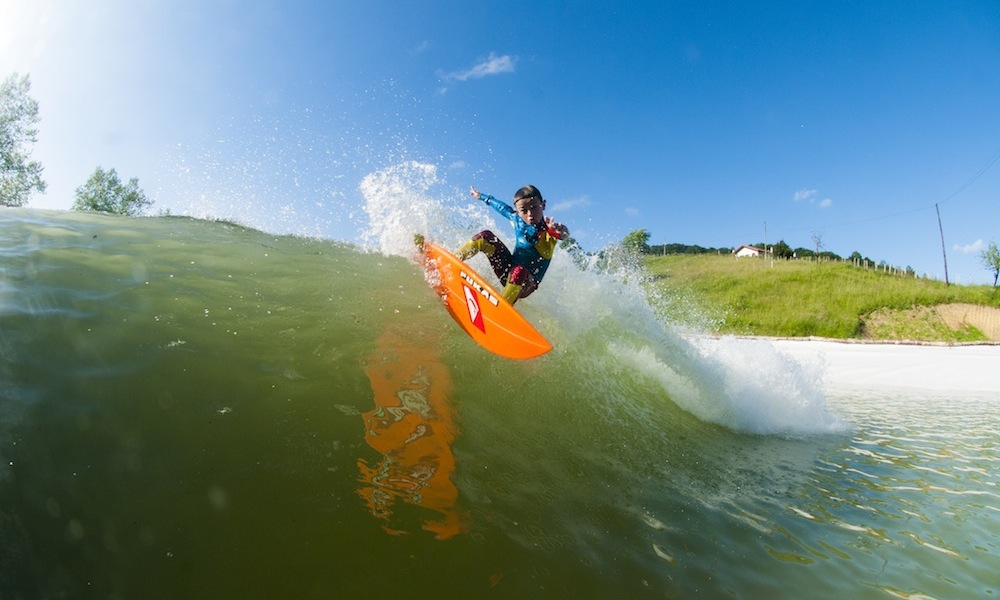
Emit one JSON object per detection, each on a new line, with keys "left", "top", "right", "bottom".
{"left": 420, "top": 241, "right": 552, "bottom": 360}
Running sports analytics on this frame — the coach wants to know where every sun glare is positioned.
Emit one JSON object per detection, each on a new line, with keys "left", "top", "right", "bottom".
{"left": 0, "top": 0, "right": 58, "bottom": 68}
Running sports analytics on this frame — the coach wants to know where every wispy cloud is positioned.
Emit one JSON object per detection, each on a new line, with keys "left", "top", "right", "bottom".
{"left": 550, "top": 194, "right": 591, "bottom": 213}
{"left": 794, "top": 189, "right": 817, "bottom": 202}
{"left": 794, "top": 189, "right": 832, "bottom": 209}
{"left": 955, "top": 239, "right": 985, "bottom": 254}
{"left": 625, "top": 207, "right": 639, "bottom": 217}
{"left": 441, "top": 52, "right": 516, "bottom": 82}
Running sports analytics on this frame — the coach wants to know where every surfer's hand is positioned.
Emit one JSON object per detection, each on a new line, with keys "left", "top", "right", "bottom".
{"left": 470, "top": 186, "right": 482, "bottom": 200}
{"left": 545, "top": 217, "right": 568, "bottom": 239}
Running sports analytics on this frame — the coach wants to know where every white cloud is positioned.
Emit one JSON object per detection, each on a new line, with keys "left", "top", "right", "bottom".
{"left": 794, "top": 189, "right": 832, "bottom": 209}
{"left": 625, "top": 207, "right": 639, "bottom": 217}
{"left": 550, "top": 194, "right": 591, "bottom": 212}
{"left": 954, "top": 239, "right": 985, "bottom": 254}
{"left": 441, "top": 52, "right": 516, "bottom": 82}
{"left": 447, "top": 160, "right": 466, "bottom": 170}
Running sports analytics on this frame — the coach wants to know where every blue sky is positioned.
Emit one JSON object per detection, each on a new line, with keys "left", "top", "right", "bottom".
{"left": 4, "top": 0, "right": 1000, "bottom": 283}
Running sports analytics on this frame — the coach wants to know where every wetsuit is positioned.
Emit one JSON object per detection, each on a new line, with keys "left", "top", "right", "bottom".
{"left": 458, "top": 193, "right": 561, "bottom": 302}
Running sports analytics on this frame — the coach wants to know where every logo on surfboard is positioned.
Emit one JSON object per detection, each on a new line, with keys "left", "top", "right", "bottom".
{"left": 462, "top": 284, "right": 486, "bottom": 332}
{"left": 459, "top": 270, "right": 499, "bottom": 334}
{"left": 459, "top": 271, "right": 500, "bottom": 307}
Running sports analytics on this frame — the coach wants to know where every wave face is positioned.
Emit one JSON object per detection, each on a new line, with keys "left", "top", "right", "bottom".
{"left": 353, "top": 162, "right": 846, "bottom": 436}
{"left": 1, "top": 187, "right": 993, "bottom": 599}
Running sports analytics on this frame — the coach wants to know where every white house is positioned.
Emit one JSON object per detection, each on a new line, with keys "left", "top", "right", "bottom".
{"left": 732, "top": 244, "right": 765, "bottom": 258}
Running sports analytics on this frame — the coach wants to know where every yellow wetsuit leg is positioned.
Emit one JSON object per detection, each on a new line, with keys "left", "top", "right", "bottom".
{"left": 501, "top": 281, "right": 523, "bottom": 304}
{"left": 457, "top": 233, "right": 497, "bottom": 260}
{"left": 500, "top": 265, "right": 536, "bottom": 305}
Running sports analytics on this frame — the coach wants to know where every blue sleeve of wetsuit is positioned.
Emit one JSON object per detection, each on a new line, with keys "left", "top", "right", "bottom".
{"left": 480, "top": 194, "right": 516, "bottom": 222}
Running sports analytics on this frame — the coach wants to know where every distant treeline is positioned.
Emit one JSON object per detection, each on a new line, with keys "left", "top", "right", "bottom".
{"left": 647, "top": 240, "right": 914, "bottom": 276}
{"left": 649, "top": 241, "right": 858, "bottom": 262}
{"left": 648, "top": 243, "right": 734, "bottom": 255}
{"left": 752, "top": 240, "right": 846, "bottom": 262}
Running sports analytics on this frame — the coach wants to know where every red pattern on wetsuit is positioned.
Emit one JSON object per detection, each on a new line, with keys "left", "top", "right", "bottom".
{"left": 472, "top": 231, "right": 539, "bottom": 297}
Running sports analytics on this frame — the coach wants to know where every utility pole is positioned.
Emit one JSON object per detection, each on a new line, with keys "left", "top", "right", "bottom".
{"left": 763, "top": 221, "right": 767, "bottom": 259}
{"left": 936, "top": 203, "right": 949, "bottom": 286}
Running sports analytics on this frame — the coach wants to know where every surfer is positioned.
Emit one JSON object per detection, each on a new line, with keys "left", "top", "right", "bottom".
{"left": 458, "top": 185, "right": 570, "bottom": 304}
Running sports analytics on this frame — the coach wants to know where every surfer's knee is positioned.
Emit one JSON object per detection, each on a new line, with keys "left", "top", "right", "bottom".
{"left": 473, "top": 231, "right": 500, "bottom": 248}
{"left": 459, "top": 231, "right": 499, "bottom": 259}
{"left": 508, "top": 264, "right": 529, "bottom": 285}
{"left": 508, "top": 265, "right": 537, "bottom": 298}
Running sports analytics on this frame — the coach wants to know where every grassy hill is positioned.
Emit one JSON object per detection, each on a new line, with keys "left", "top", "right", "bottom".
{"left": 644, "top": 254, "right": 1000, "bottom": 342}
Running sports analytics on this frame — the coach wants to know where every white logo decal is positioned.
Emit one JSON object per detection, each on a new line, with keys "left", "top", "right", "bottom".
{"left": 464, "top": 285, "right": 480, "bottom": 321}
{"left": 463, "top": 284, "right": 486, "bottom": 332}
{"left": 459, "top": 271, "right": 500, "bottom": 307}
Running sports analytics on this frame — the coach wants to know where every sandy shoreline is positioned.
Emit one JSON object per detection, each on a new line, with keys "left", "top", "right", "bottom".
{"left": 766, "top": 337, "right": 1000, "bottom": 396}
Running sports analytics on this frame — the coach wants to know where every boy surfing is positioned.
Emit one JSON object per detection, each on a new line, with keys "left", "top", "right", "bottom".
{"left": 457, "top": 185, "right": 570, "bottom": 304}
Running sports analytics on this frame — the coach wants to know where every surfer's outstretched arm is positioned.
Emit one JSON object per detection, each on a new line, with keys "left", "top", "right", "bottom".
{"left": 469, "top": 186, "right": 515, "bottom": 221}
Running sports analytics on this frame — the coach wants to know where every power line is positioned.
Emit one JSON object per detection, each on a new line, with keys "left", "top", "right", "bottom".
{"left": 937, "top": 145, "right": 1000, "bottom": 206}
{"left": 780, "top": 143, "right": 1000, "bottom": 234}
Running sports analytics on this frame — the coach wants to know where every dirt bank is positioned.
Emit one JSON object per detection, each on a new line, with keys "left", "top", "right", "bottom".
{"left": 861, "top": 302, "right": 1000, "bottom": 342}
{"left": 935, "top": 303, "right": 1000, "bottom": 340}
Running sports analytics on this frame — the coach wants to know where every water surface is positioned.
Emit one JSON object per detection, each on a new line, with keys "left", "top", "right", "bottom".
{"left": 0, "top": 209, "right": 995, "bottom": 599}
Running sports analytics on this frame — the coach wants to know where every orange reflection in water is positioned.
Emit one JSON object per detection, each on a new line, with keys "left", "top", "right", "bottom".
{"left": 358, "top": 329, "right": 464, "bottom": 539}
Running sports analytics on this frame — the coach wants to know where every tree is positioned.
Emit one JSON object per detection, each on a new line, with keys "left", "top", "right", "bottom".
{"left": 980, "top": 241, "right": 1000, "bottom": 288}
{"left": 811, "top": 232, "right": 824, "bottom": 255}
{"left": 772, "top": 239, "right": 793, "bottom": 259}
{"left": 1, "top": 73, "right": 46, "bottom": 206}
{"left": 73, "top": 167, "right": 153, "bottom": 216}
{"left": 621, "top": 229, "right": 651, "bottom": 254}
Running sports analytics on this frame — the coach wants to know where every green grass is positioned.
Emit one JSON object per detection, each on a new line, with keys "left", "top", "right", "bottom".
{"left": 644, "top": 254, "right": 1000, "bottom": 340}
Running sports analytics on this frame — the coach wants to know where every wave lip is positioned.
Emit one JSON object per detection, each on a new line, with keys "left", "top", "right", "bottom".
{"left": 620, "top": 336, "right": 849, "bottom": 436}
